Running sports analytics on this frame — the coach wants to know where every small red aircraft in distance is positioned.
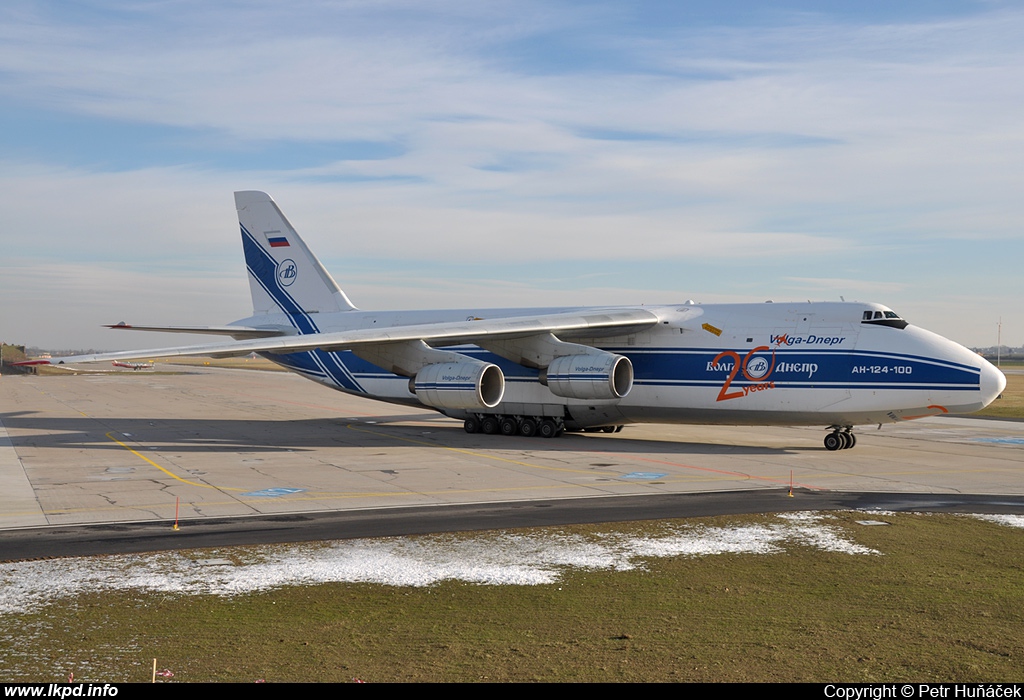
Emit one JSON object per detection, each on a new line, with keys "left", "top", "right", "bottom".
{"left": 111, "top": 360, "right": 153, "bottom": 370}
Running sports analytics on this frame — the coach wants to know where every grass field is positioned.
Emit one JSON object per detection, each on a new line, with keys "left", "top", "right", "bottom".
{"left": 3, "top": 512, "right": 1023, "bottom": 683}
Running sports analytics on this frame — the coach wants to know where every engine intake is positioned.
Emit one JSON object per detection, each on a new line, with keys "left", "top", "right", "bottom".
{"left": 543, "top": 352, "right": 633, "bottom": 400}
{"left": 412, "top": 362, "right": 505, "bottom": 410}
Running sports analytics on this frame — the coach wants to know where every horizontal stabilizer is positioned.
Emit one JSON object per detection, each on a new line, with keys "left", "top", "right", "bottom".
{"left": 105, "top": 323, "right": 289, "bottom": 340}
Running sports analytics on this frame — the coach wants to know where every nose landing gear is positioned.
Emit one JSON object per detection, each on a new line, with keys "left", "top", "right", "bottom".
{"left": 824, "top": 427, "right": 856, "bottom": 451}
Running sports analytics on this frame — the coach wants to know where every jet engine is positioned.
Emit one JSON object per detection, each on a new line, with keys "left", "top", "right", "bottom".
{"left": 412, "top": 362, "right": 505, "bottom": 410}
{"left": 542, "top": 352, "right": 633, "bottom": 400}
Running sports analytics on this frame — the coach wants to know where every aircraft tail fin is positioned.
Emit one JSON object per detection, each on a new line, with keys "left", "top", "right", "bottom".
{"left": 234, "top": 191, "right": 357, "bottom": 318}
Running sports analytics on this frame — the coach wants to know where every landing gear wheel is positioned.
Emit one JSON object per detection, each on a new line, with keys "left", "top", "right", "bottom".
{"left": 838, "top": 432, "right": 851, "bottom": 450}
{"left": 602, "top": 426, "right": 617, "bottom": 434}
{"left": 464, "top": 417, "right": 480, "bottom": 434}
{"left": 845, "top": 432, "right": 856, "bottom": 449}
{"left": 824, "top": 432, "right": 843, "bottom": 451}
{"left": 481, "top": 416, "right": 498, "bottom": 435}
{"left": 519, "top": 418, "right": 537, "bottom": 437}
{"left": 499, "top": 416, "right": 518, "bottom": 436}
{"left": 538, "top": 419, "right": 558, "bottom": 438}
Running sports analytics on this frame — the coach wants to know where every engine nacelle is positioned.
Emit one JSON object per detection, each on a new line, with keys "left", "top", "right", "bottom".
{"left": 412, "top": 362, "right": 505, "bottom": 410}
{"left": 543, "top": 352, "right": 633, "bottom": 400}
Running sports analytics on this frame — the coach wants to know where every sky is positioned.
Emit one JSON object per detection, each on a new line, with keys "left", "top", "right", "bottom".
{"left": 1, "top": 0, "right": 1022, "bottom": 350}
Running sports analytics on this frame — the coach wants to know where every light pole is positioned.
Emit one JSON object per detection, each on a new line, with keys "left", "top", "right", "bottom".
{"left": 996, "top": 318, "right": 1002, "bottom": 368}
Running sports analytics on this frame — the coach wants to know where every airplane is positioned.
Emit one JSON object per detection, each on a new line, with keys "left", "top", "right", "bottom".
{"left": 17, "top": 191, "right": 1006, "bottom": 451}
{"left": 111, "top": 360, "right": 154, "bottom": 370}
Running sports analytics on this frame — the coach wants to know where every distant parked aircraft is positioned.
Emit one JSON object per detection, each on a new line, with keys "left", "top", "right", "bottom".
{"left": 111, "top": 360, "right": 153, "bottom": 370}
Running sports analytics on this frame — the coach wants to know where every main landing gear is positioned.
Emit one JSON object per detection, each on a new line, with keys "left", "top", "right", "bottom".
{"left": 464, "top": 414, "right": 563, "bottom": 438}
{"left": 824, "top": 427, "right": 856, "bottom": 451}
{"left": 463, "top": 415, "right": 625, "bottom": 439}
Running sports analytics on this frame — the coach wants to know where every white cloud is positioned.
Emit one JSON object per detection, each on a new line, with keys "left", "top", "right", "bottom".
{"left": 1, "top": 2, "right": 1023, "bottom": 346}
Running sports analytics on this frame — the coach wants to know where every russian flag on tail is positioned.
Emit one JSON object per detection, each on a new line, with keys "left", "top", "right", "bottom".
{"left": 268, "top": 236, "right": 290, "bottom": 248}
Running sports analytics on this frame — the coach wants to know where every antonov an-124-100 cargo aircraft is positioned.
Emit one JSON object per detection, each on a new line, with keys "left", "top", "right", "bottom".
{"left": 21, "top": 191, "right": 1006, "bottom": 451}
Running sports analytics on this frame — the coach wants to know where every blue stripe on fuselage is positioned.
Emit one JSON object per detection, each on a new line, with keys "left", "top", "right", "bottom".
{"left": 456, "top": 345, "right": 978, "bottom": 391}
{"left": 613, "top": 347, "right": 979, "bottom": 390}
{"left": 340, "top": 345, "right": 978, "bottom": 392}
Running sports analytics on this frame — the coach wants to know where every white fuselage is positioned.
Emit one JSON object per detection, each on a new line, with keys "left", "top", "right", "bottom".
{"left": 235, "top": 300, "right": 1005, "bottom": 429}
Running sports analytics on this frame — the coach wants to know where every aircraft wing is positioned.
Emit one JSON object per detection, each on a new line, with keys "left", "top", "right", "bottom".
{"left": 17, "top": 308, "right": 660, "bottom": 366}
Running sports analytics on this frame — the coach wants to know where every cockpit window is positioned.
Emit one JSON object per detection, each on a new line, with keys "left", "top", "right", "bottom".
{"left": 862, "top": 309, "right": 908, "bottom": 329}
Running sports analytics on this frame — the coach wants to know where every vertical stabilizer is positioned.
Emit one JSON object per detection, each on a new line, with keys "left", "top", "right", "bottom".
{"left": 235, "top": 191, "right": 357, "bottom": 317}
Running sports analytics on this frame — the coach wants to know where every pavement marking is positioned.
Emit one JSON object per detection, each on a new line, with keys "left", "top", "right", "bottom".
{"left": 622, "top": 472, "right": 669, "bottom": 480}
{"left": 243, "top": 487, "right": 307, "bottom": 497}
{"left": 105, "top": 432, "right": 246, "bottom": 491}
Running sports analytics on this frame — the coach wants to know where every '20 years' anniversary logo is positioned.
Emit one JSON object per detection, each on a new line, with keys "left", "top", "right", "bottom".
{"left": 711, "top": 346, "right": 776, "bottom": 402}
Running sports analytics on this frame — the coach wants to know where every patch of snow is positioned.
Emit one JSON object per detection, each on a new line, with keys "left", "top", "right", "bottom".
{"left": 0, "top": 513, "right": 880, "bottom": 615}
{"left": 969, "top": 514, "right": 1024, "bottom": 529}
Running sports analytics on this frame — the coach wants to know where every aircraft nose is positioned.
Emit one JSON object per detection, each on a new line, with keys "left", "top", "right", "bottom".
{"left": 979, "top": 358, "right": 1007, "bottom": 408}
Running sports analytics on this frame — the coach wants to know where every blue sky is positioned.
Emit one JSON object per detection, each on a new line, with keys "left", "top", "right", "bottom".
{"left": 1, "top": 0, "right": 1022, "bottom": 349}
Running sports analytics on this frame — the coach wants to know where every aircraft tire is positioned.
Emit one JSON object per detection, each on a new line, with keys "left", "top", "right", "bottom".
{"left": 464, "top": 417, "right": 480, "bottom": 434}
{"left": 519, "top": 418, "right": 537, "bottom": 437}
{"left": 481, "top": 416, "right": 499, "bottom": 435}
{"left": 499, "top": 416, "right": 518, "bottom": 436}
{"left": 538, "top": 419, "right": 558, "bottom": 438}
{"left": 845, "top": 432, "right": 857, "bottom": 449}
{"left": 824, "top": 432, "right": 843, "bottom": 451}
{"left": 602, "top": 426, "right": 617, "bottom": 434}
